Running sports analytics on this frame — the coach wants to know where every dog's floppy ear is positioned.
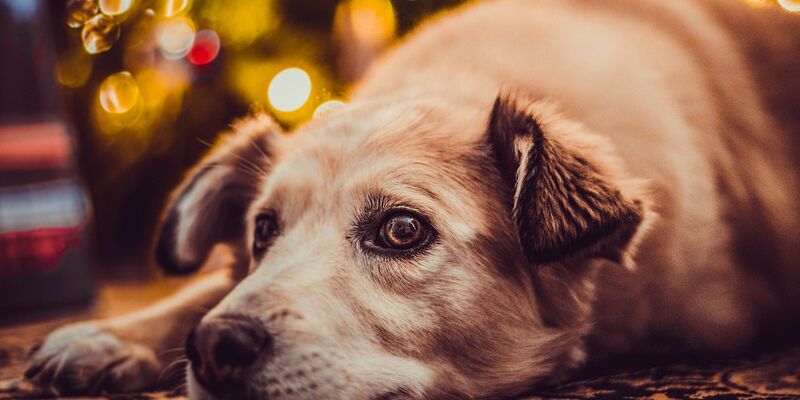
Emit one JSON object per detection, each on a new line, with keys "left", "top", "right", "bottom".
{"left": 486, "top": 94, "right": 645, "bottom": 266}
{"left": 155, "top": 115, "right": 284, "bottom": 275}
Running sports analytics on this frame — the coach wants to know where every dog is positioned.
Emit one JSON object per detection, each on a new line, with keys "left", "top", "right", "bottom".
{"left": 25, "top": 0, "right": 800, "bottom": 398}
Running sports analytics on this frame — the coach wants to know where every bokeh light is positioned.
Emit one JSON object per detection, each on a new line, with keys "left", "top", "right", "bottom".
{"left": 157, "top": 0, "right": 191, "bottom": 17}
{"left": 742, "top": 0, "right": 771, "bottom": 7}
{"left": 156, "top": 16, "right": 196, "bottom": 59}
{"left": 348, "top": 0, "right": 396, "bottom": 45}
{"left": 268, "top": 68, "right": 312, "bottom": 113}
{"left": 56, "top": 50, "right": 93, "bottom": 88}
{"left": 201, "top": 1, "right": 277, "bottom": 49}
{"left": 777, "top": 0, "right": 800, "bottom": 12}
{"left": 66, "top": 0, "right": 99, "bottom": 28}
{"left": 99, "top": 72, "right": 140, "bottom": 114}
{"left": 187, "top": 29, "right": 221, "bottom": 65}
{"left": 313, "top": 100, "right": 346, "bottom": 119}
{"left": 81, "top": 13, "right": 120, "bottom": 54}
{"left": 136, "top": 68, "right": 180, "bottom": 109}
{"left": 98, "top": 0, "right": 135, "bottom": 16}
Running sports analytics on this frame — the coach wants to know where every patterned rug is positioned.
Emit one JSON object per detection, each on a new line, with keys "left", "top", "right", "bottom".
{"left": 525, "top": 346, "right": 800, "bottom": 399}
{"left": 2, "top": 318, "right": 798, "bottom": 399}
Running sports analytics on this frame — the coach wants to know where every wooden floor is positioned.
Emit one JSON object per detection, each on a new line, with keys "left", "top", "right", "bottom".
{"left": 1, "top": 281, "right": 799, "bottom": 400}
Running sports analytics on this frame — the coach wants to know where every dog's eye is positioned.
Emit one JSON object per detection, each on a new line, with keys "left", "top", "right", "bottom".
{"left": 378, "top": 213, "right": 427, "bottom": 250}
{"left": 253, "top": 212, "right": 279, "bottom": 256}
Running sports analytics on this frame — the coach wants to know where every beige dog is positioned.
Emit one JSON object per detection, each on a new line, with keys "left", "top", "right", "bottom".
{"left": 26, "top": 0, "right": 800, "bottom": 398}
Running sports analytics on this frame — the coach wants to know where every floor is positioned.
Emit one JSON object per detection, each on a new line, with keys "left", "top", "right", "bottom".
{"left": 1, "top": 281, "right": 799, "bottom": 399}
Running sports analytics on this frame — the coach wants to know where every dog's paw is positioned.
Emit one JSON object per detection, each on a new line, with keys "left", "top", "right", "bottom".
{"left": 24, "top": 323, "right": 162, "bottom": 395}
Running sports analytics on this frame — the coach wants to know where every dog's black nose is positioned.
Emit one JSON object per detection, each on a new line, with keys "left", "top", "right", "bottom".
{"left": 186, "top": 314, "right": 272, "bottom": 391}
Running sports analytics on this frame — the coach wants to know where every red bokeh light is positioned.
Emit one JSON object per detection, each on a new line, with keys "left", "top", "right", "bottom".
{"left": 187, "top": 29, "right": 220, "bottom": 66}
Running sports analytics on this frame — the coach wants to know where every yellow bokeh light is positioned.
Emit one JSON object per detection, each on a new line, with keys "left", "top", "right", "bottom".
{"left": 156, "top": 16, "right": 196, "bottom": 59}
{"left": 313, "top": 100, "right": 346, "bottom": 119}
{"left": 82, "top": 13, "right": 119, "bottom": 54}
{"left": 136, "top": 69, "right": 170, "bottom": 109}
{"left": 228, "top": 58, "right": 276, "bottom": 106}
{"left": 135, "top": 64, "right": 190, "bottom": 109}
{"left": 201, "top": 1, "right": 277, "bottom": 48}
{"left": 268, "top": 68, "right": 312, "bottom": 113}
{"left": 99, "top": 71, "right": 140, "bottom": 114}
{"left": 742, "top": 0, "right": 772, "bottom": 8}
{"left": 157, "top": 0, "right": 191, "bottom": 17}
{"left": 348, "top": 0, "right": 396, "bottom": 45}
{"left": 99, "top": 0, "right": 135, "bottom": 16}
{"left": 66, "top": 0, "right": 99, "bottom": 28}
{"left": 56, "top": 50, "right": 93, "bottom": 88}
{"left": 777, "top": 0, "right": 800, "bottom": 12}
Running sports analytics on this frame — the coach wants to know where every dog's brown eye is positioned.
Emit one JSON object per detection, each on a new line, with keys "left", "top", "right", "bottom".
{"left": 379, "top": 213, "right": 426, "bottom": 250}
{"left": 253, "top": 212, "right": 279, "bottom": 256}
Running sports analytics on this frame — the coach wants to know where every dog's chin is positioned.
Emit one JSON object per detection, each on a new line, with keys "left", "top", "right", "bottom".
{"left": 185, "top": 369, "right": 251, "bottom": 400}
{"left": 184, "top": 364, "right": 414, "bottom": 400}
{"left": 186, "top": 369, "right": 219, "bottom": 400}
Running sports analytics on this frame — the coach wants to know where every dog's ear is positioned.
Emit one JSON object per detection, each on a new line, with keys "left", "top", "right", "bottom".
{"left": 486, "top": 95, "right": 645, "bottom": 266}
{"left": 155, "top": 115, "right": 285, "bottom": 275}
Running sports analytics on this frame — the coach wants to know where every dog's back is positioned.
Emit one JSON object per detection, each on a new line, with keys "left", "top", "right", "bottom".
{"left": 356, "top": 0, "right": 800, "bottom": 351}
{"left": 703, "top": 0, "right": 800, "bottom": 147}
{"left": 698, "top": 0, "right": 800, "bottom": 329}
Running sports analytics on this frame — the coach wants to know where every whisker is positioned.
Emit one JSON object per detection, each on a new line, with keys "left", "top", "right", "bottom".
{"left": 229, "top": 151, "right": 268, "bottom": 175}
{"left": 195, "top": 137, "right": 214, "bottom": 149}
{"left": 158, "top": 356, "right": 189, "bottom": 386}
{"left": 157, "top": 347, "right": 185, "bottom": 357}
{"left": 236, "top": 166, "right": 267, "bottom": 181}
{"left": 250, "top": 139, "right": 270, "bottom": 163}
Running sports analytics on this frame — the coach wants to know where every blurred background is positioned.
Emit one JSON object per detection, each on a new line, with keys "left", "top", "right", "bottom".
{"left": 0, "top": 0, "right": 797, "bottom": 316}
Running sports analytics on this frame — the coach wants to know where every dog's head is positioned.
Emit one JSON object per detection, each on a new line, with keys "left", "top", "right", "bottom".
{"left": 155, "top": 93, "right": 652, "bottom": 399}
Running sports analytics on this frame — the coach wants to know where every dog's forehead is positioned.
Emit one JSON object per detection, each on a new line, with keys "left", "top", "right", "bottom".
{"left": 314, "top": 100, "right": 485, "bottom": 165}
{"left": 254, "top": 101, "right": 495, "bottom": 231}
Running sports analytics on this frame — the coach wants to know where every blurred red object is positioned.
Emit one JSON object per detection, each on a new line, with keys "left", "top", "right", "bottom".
{"left": 0, "top": 122, "right": 72, "bottom": 171}
{"left": 0, "top": 179, "right": 88, "bottom": 276}
{"left": 0, "top": 226, "right": 82, "bottom": 276}
{"left": 187, "top": 29, "right": 221, "bottom": 66}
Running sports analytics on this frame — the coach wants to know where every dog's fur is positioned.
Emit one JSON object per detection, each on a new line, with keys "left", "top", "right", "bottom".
{"left": 26, "top": 0, "right": 800, "bottom": 398}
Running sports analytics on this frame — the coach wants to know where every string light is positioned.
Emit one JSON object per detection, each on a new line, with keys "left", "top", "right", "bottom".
{"left": 66, "top": 0, "right": 99, "bottom": 28}
{"left": 347, "top": 0, "right": 396, "bottom": 45}
{"left": 81, "top": 13, "right": 119, "bottom": 54}
{"left": 98, "top": 0, "right": 135, "bottom": 16}
{"left": 188, "top": 29, "right": 221, "bottom": 65}
{"left": 156, "top": 16, "right": 196, "bottom": 59}
{"left": 56, "top": 50, "right": 93, "bottom": 88}
{"left": 313, "top": 100, "right": 346, "bottom": 119}
{"left": 777, "top": 0, "right": 800, "bottom": 12}
{"left": 157, "top": 0, "right": 191, "bottom": 17}
{"left": 99, "top": 72, "right": 140, "bottom": 114}
{"left": 268, "top": 68, "right": 312, "bottom": 113}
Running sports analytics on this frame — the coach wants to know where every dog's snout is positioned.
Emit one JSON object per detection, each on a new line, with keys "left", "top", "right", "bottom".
{"left": 186, "top": 314, "right": 272, "bottom": 391}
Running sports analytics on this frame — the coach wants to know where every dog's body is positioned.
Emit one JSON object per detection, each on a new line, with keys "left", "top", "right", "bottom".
{"left": 27, "top": 0, "right": 800, "bottom": 398}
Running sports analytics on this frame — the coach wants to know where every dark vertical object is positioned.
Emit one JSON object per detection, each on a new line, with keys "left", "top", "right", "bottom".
{"left": 0, "top": 0, "right": 94, "bottom": 320}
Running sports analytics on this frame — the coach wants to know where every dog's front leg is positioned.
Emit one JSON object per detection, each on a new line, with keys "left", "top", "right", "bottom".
{"left": 24, "top": 268, "right": 236, "bottom": 395}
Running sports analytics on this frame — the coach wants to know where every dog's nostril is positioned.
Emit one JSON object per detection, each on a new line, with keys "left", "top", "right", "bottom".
{"left": 213, "top": 317, "right": 273, "bottom": 368}
{"left": 188, "top": 314, "right": 272, "bottom": 389}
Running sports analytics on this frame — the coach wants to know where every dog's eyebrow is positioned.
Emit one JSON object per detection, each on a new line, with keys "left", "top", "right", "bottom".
{"left": 395, "top": 179, "right": 443, "bottom": 205}
{"left": 367, "top": 186, "right": 442, "bottom": 220}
